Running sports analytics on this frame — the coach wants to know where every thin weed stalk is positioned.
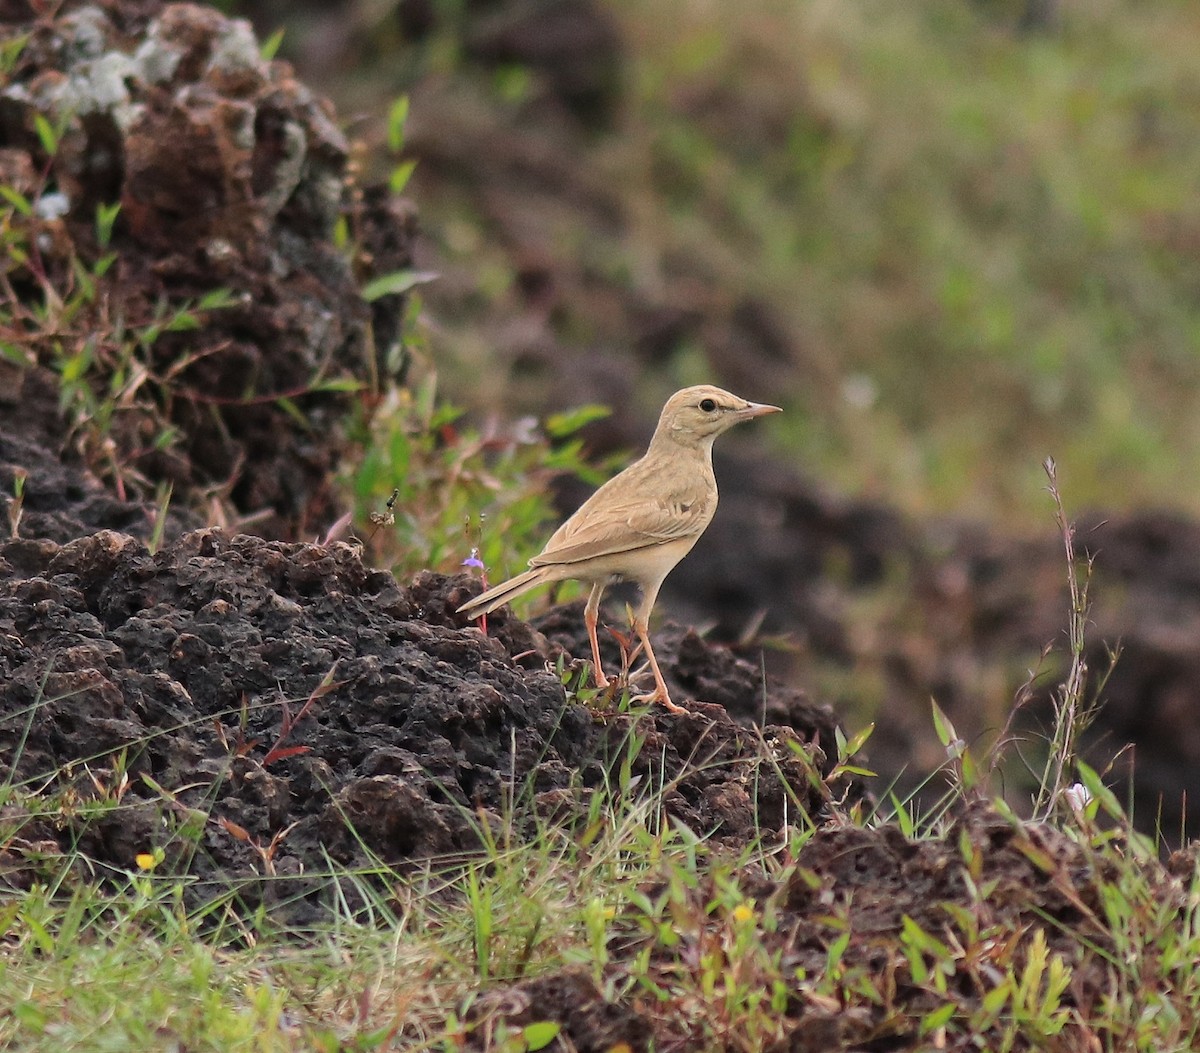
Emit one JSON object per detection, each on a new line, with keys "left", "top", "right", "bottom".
{"left": 1034, "top": 457, "right": 1106, "bottom": 820}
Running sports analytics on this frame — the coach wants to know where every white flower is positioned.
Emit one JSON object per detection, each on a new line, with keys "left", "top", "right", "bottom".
{"left": 35, "top": 192, "right": 70, "bottom": 221}
{"left": 1064, "top": 782, "right": 1092, "bottom": 813}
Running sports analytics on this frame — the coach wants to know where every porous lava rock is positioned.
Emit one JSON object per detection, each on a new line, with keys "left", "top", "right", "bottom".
{"left": 0, "top": 529, "right": 845, "bottom": 922}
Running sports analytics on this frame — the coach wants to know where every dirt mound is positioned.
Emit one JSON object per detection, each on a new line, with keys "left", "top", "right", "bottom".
{"left": 0, "top": 528, "right": 845, "bottom": 922}
{"left": 0, "top": 0, "right": 414, "bottom": 536}
{"left": 0, "top": 0, "right": 851, "bottom": 930}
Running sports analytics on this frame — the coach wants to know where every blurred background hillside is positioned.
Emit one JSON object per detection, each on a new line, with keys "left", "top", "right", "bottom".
{"left": 233, "top": 0, "right": 1200, "bottom": 523}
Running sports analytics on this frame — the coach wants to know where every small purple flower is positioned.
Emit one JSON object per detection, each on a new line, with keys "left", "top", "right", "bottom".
{"left": 462, "top": 548, "right": 485, "bottom": 571}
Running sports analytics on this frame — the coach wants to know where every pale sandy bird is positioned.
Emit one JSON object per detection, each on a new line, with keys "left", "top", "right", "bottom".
{"left": 457, "top": 385, "right": 781, "bottom": 712}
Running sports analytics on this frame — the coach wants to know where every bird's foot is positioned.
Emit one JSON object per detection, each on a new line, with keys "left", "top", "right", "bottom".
{"left": 630, "top": 689, "right": 690, "bottom": 715}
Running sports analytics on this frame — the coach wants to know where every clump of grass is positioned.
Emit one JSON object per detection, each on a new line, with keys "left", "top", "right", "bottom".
{"left": 873, "top": 456, "right": 1121, "bottom": 832}
{"left": 347, "top": 362, "right": 612, "bottom": 583}
{"left": 4, "top": 661, "right": 1200, "bottom": 1052}
{"left": 0, "top": 139, "right": 240, "bottom": 503}
{"left": 0, "top": 664, "right": 849, "bottom": 1051}
{"left": 0, "top": 112, "right": 205, "bottom": 482}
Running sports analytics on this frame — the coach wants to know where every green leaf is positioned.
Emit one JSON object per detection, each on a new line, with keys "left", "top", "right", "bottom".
{"left": 70, "top": 255, "right": 96, "bottom": 303}
{"left": 843, "top": 721, "right": 874, "bottom": 757}
{"left": 34, "top": 113, "right": 58, "bottom": 156}
{"left": 387, "top": 96, "right": 410, "bottom": 153}
{"left": 310, "top": 376, "right": 365, "bottom": 394}
{"left": 1014, "top": 837, "right": 1057, "bottom": 874}
{"left": 23, "top": 914, "right": 55, "bottom": 955}
{"left": 389, "top": 158, "right": 417, "bottom": 194}
{"left": 0, "top": 184, "right": 31, "bottom": 216}
{"left": 0, "top": 32, "right": 29, "bottom": 74}
{"left": 95, "top": 201, "right": 121, "bottom": 247}
{"left": 991, "top": 796, "right": 1018, "bottom": 824}
{"left": 826, "top": 930, "right": 850, "bottom": 970}
{"left": 982, "top": 980, "right": 1011, "bottom": 1015}
{"left": 276, "top": 396, "right": 310, "bottom": 427}
{"left": 332, "top": 215, "right": 349, "bottom": 250}
{"left": 890, "top": 794, "right": 915, "bottom": 837}
{"left": 930, "top": 699, "right": 956, "bottom": 748}
{"left": 521, "top": 1021, "right": 561, "bottom": 1051}
{"left": 901, "top": 914, "right": 941, "bottom": 954}
{"left": 361, "top": 269, "right": 439, "bottom": 302}
{"left": 545, "top": 403, "right": 610, "bottom": 438}
{"left": 164, "top": 311, "right": 199, "bottom": 332}
{"left": 59, "top": 347, "right": 92, "bottom": 383}
{"left": 959, "top": 745, "right": 979, "bottom": 790}
{"left": 140, "top": 773, "right": 176, "bottom": 800}
{"left": 919, "top": 1002, "right": 956, "bottom": 1034}
{"left": 197, "top": 287, "right": 238, "bottom": 311}
{"left": 1075, "top": 760, "right": 1123, "bottom": 818}
{"left": 260, "top": 27, "right": 285, "bottom": 61}
{"left": 0, "top": 340, "right": 31, "bottom": 366}
{"left": 13, "top": 1001, "right": 47, "bottom": 1032}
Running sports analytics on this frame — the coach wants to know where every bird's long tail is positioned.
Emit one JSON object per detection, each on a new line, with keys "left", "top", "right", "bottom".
{"left": 456, "top": 566, "right": 550, "bottom": 618}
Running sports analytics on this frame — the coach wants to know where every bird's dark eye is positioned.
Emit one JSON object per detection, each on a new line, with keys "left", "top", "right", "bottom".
{"left": 699, "top": 398, "right": 717, "bottom": 413}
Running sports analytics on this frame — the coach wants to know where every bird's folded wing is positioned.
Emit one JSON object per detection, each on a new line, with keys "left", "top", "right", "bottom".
{"left": 531, "top": 495, "right": 711, "bottom": 567}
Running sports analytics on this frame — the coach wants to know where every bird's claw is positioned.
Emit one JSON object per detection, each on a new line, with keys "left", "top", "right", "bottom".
{"left": 630, "top": 689, "right": 690, "bottom": 715}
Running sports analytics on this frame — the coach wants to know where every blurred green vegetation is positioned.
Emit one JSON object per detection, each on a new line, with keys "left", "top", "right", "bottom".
{"left": 612, "top": 0, "right": 1200, "bottom": 518}
{"left": 279, "top": 0, "right": 1200, "bottom": 524}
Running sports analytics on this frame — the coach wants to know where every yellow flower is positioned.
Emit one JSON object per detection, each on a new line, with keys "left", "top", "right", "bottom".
{"left": 135, "top": 852, "right": 157, "bottom": 871}
{"left": 732, "top": 903, "right": 755, "bottom": 924}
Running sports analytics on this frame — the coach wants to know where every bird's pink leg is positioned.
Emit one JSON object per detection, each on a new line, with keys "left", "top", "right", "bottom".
{"left": 633, "top": 619, "right": 687, "bottom": 713}
{"left": 584, "top": 582, "right": 609, "bottom": 688}
{"left": 630, "top": 580, "right": 688, "bottom": 714}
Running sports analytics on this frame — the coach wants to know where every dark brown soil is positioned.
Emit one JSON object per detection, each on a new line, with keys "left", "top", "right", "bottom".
{"left": 0, "top": 528, "right": 845, "bottom": 925}
{"left": 464, "top": 970, "right": 652, "bottom": 1053}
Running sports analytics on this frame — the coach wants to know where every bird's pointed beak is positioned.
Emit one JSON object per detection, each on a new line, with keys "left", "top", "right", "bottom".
{"left": 737, "top": 400, "right": 782, "bottom": 420}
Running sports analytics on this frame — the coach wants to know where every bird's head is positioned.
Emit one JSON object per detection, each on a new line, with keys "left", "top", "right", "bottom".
{"left": 651, "top": 385, "right": 782, "bottom": 451}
